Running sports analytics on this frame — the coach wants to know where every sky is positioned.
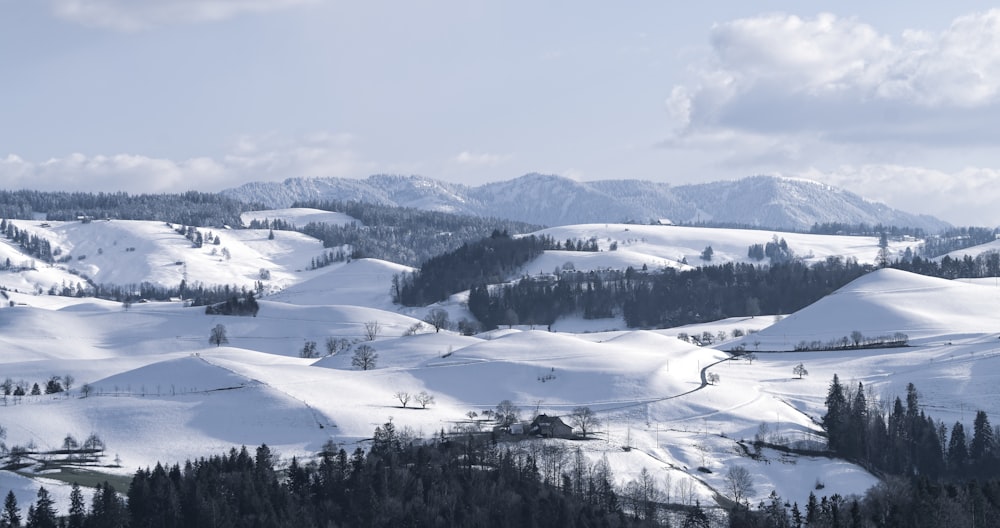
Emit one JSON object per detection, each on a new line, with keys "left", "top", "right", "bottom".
{"left": 2, "top": 1, "right": 1000, "bottom": 226}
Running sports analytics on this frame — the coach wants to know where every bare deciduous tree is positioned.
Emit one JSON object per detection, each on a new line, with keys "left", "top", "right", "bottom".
{"left": 571, "top": 406, "right": 596, "bottom": 438}
{"left": 363, "top": 321, "right": 381, "bottom": 341}
{"left": 495, "top": 399, "right": 521, "bottom": 428}
{"left": 394, "top": 391, "right": 411, "bottom": 408}
{"left": 300, "top": 341, "right": 319, "bottom": 358}
{"left": 325, "top": 337, "right": 352, "bottom": 356}
{"left": 352, "top": 344, "right": 378, "bottom": 370}
{"left": 793, "top": 363, "right": 809, "bottom": 379}
{"left": 209, "top": 324, "right": 228, "bottom": 347}
{"left": 424, "top": 309, "right": 450, "bottom": 333}
{"left": 725, "top": 465, "right": 755, "bottom": 507}
{"left": 415, "top": 391, "right": 435, "bottom": 408}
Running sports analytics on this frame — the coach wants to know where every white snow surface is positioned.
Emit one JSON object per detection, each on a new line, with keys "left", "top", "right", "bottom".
{"left": 2, "top": 217, "right": 995, "bottom": 516}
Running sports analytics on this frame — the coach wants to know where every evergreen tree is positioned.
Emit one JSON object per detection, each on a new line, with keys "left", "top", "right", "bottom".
{"left": 823, "top": 375, "right": 848, "bottom": 451}
{"left": 25, "top": 487, "right": 56, "bottom": 528}
{"left": 67, "top": 483, "right": 85, "bottom": 528}
{"left": 970, "top": 410, "right": 994, "bottom": 461}
{"left": 2, "top": 490, "right": 20, "bottom": 528}
{"left": 948, "top": 421, "right": 969, "bottom": 470}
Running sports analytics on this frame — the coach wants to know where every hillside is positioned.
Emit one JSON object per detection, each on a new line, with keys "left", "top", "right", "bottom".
{"left": 0, "top": 216, "right": 996, "bottom": 521}
{"left": 223, "top": 174, "right": 951, "bottom": 232}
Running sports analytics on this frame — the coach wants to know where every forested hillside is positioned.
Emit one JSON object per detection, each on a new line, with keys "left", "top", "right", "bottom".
{"left": 273, "top": 199, "right": 543, "bottom": 266}
{"left": 0, "top": 190, "right": 251, "bottom": 227}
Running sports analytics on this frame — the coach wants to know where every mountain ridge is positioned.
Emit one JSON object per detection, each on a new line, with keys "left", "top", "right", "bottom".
{"left": 223, "top": 174, "right": 950, "bottom": 232}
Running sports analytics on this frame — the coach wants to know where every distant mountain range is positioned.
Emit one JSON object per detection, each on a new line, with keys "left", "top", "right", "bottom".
{"left": 223, "top": 174, "right": 951, "bottom": 232}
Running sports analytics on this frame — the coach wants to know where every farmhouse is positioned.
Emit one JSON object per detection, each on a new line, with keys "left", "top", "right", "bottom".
{"left": 529, "top": 414, "right": 574, "bottom": 439}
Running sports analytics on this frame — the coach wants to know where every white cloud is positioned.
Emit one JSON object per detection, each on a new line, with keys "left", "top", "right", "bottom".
{"left": 799, "top": 164, "right": 1000, "bottom": 226}
{"left": 452, "top": 151, "right": 510, "bottom": 167}
{"left": 0, "top": 132, "right": 374, "bottom": 193}
{"left": 50, "top": 0, "right": 319, "bottom": 31}
{"left": 672, "top": 10, "right": 1000, "bottom": 144}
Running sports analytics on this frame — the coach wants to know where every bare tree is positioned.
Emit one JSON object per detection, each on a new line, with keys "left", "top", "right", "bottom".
{"left": 209, "top": 324, "right": 228, "bottom": 347}
{"left": 415, "top": 391, "right": 435, "bottom": 408}
{"left": 62, "top": 374, "right": 74, "bottom": 395}
{"left": 351, "top": 344, "right": 378, "bottom": 370}
{"left": 424, "top": 309, "right": 450, "bottom": 333}
{"left": 743, "top": 352, "right": 757, "bottom": 365}
{"left": 80, "top": 383, "right": 93, "bottom": 398}
{"left": 571, "top": 406, "right": 597, "bottom": 438}
{"left": 793, "top": 363, "right": 809, "bottom": 379}
{"left": 394, "top": 391, "right": 411, "bottom": 408}
{"left": 325, "top": 337, "right": 352, "bottom": 356}
{"left": 363, "top": 321, "right": 381, "bottom": 341}
{"left": 725, "top": 465, "right": 755, "bottom": 507}
{"left": 495, "top": 399, "right": 521, "bottom": 428}
{"left": 300, "top": 341, "right": 319, "bottom": 359}
{"left": 706, "top": 372, "right": 720, "bottom": 385}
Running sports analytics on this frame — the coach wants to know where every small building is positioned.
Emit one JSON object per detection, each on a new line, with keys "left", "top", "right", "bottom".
{"left": 529, "top": 414, "right": 574, "bottom": 439}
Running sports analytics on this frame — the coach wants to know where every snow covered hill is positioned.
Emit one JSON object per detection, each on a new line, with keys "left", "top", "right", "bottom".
{"left": 0, "top": 213, "right": 993, "bottom": 520}
{"left": 222, "top": 174, "right": 951, "bottom": 232}
{"left": 518, "top": 223, "right": 917, "bottom": 274}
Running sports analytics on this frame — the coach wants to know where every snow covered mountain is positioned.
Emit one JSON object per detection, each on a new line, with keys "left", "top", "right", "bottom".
{"left": 223, "top": 174, "right": 950, "bottom": 232}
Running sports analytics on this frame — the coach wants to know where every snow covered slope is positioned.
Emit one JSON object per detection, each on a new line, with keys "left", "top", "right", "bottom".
{"left": 521, "top": 223, "right": 916, "bottom": 272}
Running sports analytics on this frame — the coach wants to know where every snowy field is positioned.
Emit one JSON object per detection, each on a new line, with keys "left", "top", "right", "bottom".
{"left": 0, "top": 214, "right": 993, "bottom": 515}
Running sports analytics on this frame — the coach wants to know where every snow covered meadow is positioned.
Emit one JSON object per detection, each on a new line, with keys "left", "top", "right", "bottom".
{"left": 1, "top": 212, "right": 997, "bottom": 515}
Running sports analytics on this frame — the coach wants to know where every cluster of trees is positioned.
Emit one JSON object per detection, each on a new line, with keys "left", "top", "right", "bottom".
{"left": 893, "top": 252, "right": 1000, "bottom": 280}
{"left": 2, "top": 374, "right": 74, "bottom": 401}
{"left": 115, "top": 429, "right": 656, "bottom": 528}
{"left": 0, "top": 190, "right": 249, "bottom": 226}
{"left": 808, "top": 222, "right": 927, "bottom": 239}
{"left": 824, "top": 377, "right": 999, "bottom": 479}
{"left": 395, "top": 232, "right": 559, "bottom": 307}
{"left": 308, "top": 247, "right": 350, "bottom": 270}
{"left": 467, "top": 258, "right": 873, "bottom": 330}
{"left": 203, "top": 293, "right": 260, "bottom": 316}
{"left": 2, "top": 483, "right": 127, "bottom": 528}
{"left": 726, "top": 479, "right": 1000, "bottom": 528}
{"left": 1, "top": 219, "right": 57, "bottom": 263}
{"left": 747, "top": 236, "right": 794, "bottom": 264}
{"left": 918, "top": 226, "right": 998, "bottom": 258}
{"left": 792, "top": 331, "right": 909, "bottom": 352}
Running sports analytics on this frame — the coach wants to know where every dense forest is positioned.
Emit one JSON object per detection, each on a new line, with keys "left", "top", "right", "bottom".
{"left": 458, "top": 258, "right": 873, "bottom": 331}
{"left": 394, "top": 231, "right": 565, "bottom": 306}
{"left": 0, "top": 190, "right": 251, "bottom": 227}
{"left": 8, "top": 424, "right": 680, "bottom": 528}
{"left": 281, "top": 199, "right": 545, "bottom": 266}
{"left": 725, "top": 379, "right": 1000, "bottom": 527}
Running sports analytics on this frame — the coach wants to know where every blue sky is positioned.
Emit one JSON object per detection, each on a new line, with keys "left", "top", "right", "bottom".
{"left": 3, "top": 1, "right": 1000, "bottom": 225}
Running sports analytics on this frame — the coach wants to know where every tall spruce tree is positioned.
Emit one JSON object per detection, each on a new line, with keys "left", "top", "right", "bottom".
{"left": 823, "top": 374, "right": 848, "bottom": 451}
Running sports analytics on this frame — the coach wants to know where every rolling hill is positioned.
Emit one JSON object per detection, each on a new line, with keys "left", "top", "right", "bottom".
{"left": 0, "top": 212, "right": 993, "bottom": 520}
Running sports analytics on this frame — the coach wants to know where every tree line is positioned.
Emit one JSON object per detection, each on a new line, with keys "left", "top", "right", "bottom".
{"left": 11, "top": 426, "right": 661, "bottom": 527}
{"left": 0, "top": 190, "right": 250, "bottom": 227}
{"left": 724, "top": 378, "right": 1000, "bottom": 527}
{"left": 465, "top": 258, "right": 873, "bottom": 330}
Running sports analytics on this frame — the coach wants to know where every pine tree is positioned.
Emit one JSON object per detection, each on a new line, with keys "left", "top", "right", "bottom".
{"left": 68, "top": 483, "right": 85, "bottom": 528}
{"left": 971, "top": 410, "right": 994, "bottom": 461}
{"left": 26, "top": 487, "right": 56, "bottom": 528}
{"left": 823, "top": 374, "right": 848, "bottom": 451}
{"left": 2, "top": 490, "right": 20, "bottom": 528}
{"left": 948, "top": 421, "right": 969, "bottom": 470}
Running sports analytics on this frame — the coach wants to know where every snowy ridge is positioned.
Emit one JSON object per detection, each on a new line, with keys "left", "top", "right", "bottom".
{"left": 222, "top": 173, "right": 951, "bottom": 231}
